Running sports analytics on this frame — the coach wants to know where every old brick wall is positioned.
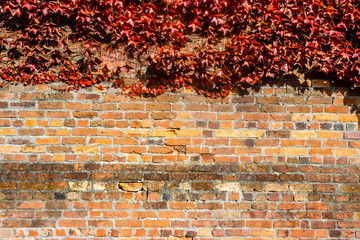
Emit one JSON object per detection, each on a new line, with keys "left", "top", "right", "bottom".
{"left": 0, "top": 79, "right": 359, "bottom": 239}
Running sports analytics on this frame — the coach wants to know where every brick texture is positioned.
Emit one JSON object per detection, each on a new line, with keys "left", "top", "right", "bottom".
{"left": 0, "top": 80, "right": 360, "bottom": 239}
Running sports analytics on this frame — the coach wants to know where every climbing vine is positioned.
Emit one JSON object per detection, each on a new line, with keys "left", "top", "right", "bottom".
{"left": 0, "top": 0, "right": 360, "bottom": 97}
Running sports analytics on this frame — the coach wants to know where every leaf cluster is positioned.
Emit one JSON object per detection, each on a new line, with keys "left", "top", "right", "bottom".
{"left": 0, "top": 0, "right": 359, "bottom": 97}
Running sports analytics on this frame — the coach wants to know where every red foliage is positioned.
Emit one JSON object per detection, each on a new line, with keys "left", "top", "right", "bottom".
{"left": 0, "top": 0, "right": 360, "bottom": 97}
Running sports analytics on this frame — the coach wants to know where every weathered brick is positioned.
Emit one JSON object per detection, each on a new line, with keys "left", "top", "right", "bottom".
{"left": 0, "top": 111, "right": 17, "bottom": 118}
{"left": 125, "top": 129, "right": 150, "bottom": 137}
{"left": 69, "top": 181, "right": 92, "bottom": 191}
{"left": 289, "top": 184, "right": 313, "bottom": 192}
{"left": 0, "top": 229, "right": 13, "bottom": 238}
{"left": 215, "top": 182, "right": 240, "bottom": 192}
{"left": 121, "top": 146, "right": 146, "bottom": 153}
{"left": 241, "top": 130, "right": 264, "bottom": 138}
{"left": 21, "top": 146, "right": 46, "bottom": 153}
{"left": 38, "top": 102, "right": 63, "bottom": 109}
{"left": 265, "top": 183, "right": 289, "bottom": 192}
{"left": 74, "top": 146, "right": 99, "bottom": 153}
{"left": 125, "top": 112, "right": 149, "bottom": 119}
{"left": 119, "top": 183, "right": 143, "bottom": 192}
{"left": 93, "top": 103, "right": 117, "bottom": 111}
{"left": 0, "top": 182, "right": 18, "bottom": 190}
{"left": 73, "top": 111, "right": 97, "bottom": 118}
{"left": 342, "top": 185, "right": 360, "bottom": 193}
{"left": 19, "top": 128, "right": 43, "bottom": 136}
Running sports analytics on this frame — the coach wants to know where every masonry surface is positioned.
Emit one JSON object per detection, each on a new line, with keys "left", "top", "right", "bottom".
{"left": 0, "top": 79, "right": 360, "bottom": 239}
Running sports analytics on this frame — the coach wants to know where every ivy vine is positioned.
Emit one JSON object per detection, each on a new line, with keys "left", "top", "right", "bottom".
{"left": 0, "top": 0, "right": 359, "bottom": 97}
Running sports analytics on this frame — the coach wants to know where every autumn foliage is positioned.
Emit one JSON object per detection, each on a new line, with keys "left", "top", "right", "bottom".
{"left": 0, "top": 0, "right": 360, "bottom": 97}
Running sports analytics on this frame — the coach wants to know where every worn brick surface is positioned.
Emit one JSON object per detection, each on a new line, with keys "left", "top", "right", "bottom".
{"left": 0, "top": 80, "right": 360, "bottom": 239}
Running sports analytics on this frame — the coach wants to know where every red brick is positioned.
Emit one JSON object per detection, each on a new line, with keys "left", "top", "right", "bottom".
{"left": 144, "top": 220, "right": 170, "bottom": 227}
{"left": 246, "top": 220, "right": 272, "bottom": 228}
{"left": 312, "top": 221, "right": 336, "bottom": 229}
{"left": 38, "top": 102, "right": 63, "bottom": 109}
{"left": 17, "top": 202, "right": 43, "bottom": 209}
{"left": 115, "top": 220, "right": 142, "bottom": 227}
{"left": 19, "top": 111, "right": 44, "bottom": 118}
{"left": 59, "top": 220, "right": 86, "bottom": 227}
{"left": 273, "top": 220, "right": 299, "bottom": 228}
{"left": 65, "top": 102, "right": 91, "bottom": 110}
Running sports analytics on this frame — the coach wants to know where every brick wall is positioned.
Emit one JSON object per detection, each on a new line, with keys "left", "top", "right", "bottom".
{"left": 0, "top": 79, "right": 360, "bottom": 239}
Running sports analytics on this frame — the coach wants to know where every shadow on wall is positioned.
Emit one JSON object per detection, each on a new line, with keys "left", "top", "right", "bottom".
{"left": 236, "top": 71, "right": 360, "bottom": 125}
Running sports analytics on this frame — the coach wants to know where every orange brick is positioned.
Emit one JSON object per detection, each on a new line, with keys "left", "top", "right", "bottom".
{"left": 314, "top": 114, "right": 337, "bottom": 121}
{"left": 236, "top": 148, "right": 261, "bottom": 155}
{"left": 89, "top": 138, "right": 113, "bottom": 145}
{"left": 291, "top": 130, "right": 316, "bottom": 139}
{"left": 338, "top": 114, "right": 359, "bottom": 122}
{"left": 166, "top": 138, "right": 191, "bottom": 145}
{"left": 317, "top": 131, "right": 343, "bottom": 138}
{"left": 148, "top": 146, "right": 173, "bottom": 154}
{"left": 151, "top": 129, "right": 176, "bottom": 137}
{"left": 246, "top": 220, "right": 272, "bottom": 228}
{"left": 334, "top": 148, "right": 357, "bottom": 156}
{"left": 177, "top": 129, "right": 202, "bottom": 137}
{"left": 144, "top": 220, "right": 170, "bottom": 228}
{"left": 115, "top": 220, "right": 142, "bottom": 227}
{"left": 100, "top": 129, "right": 124, "bottom": 136}
{"left": 309, "top": 148, "right": 333, "bottom": 156}
{"left": 46, "top": 129, "right": 71, "bottom": 136}
{"left": 121, "top": 146, "right": 146, "bottom": 153}
{"left": 25, "top": 119, "right": 37, "bottom": 126}
{"left": 35, "top": 138, "right": 59, "bottom": 144}
{"left": 292, "top": 113, "right": 311, "bottom": 121}
{"left": 0, "top": 129, "right": 16, "bottom": 135}
{"left": 283, "top": 148, "right": 307, "bottom": 155}
{"left": 215, "top": 130, "right": 239, "bottom": 138}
